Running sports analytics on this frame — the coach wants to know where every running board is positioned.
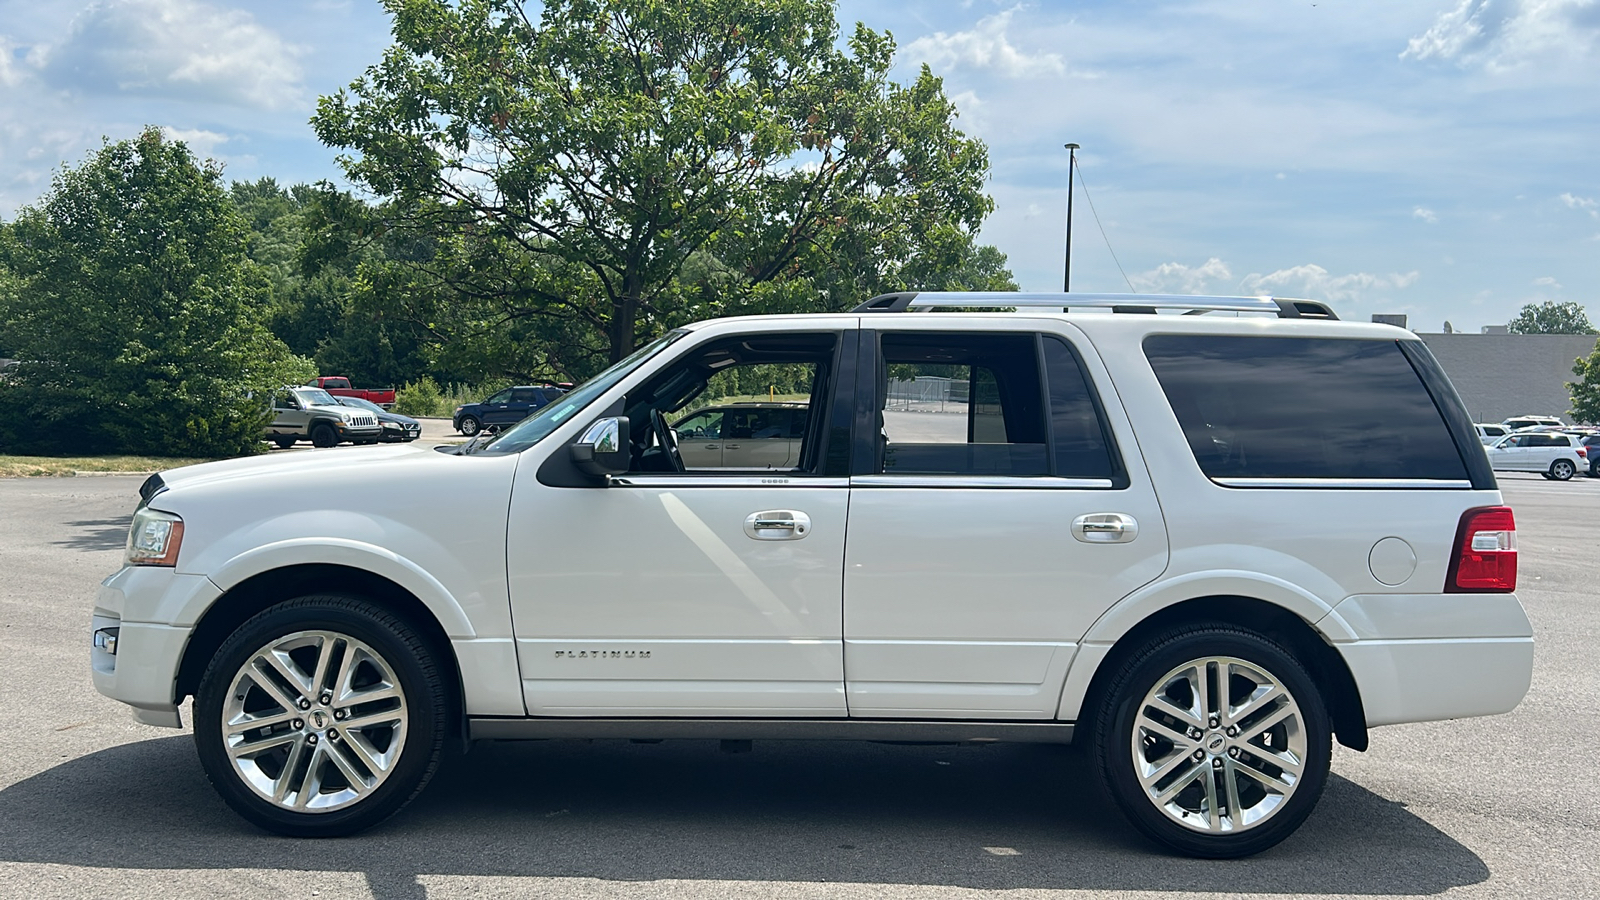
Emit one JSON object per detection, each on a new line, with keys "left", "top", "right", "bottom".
{"left": 468, "top": 717, "right": 1075, "bottom": 744}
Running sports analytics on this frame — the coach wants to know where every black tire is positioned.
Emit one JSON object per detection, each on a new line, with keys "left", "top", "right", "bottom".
{"left": 1550, "top": 459, "right": 1576, "bottom": 481}
{"left": 458, "top": 415, "right": 481, "bottom": 437}
{"left": 272, "top": 436, "right": 297, "bottom": 450}
{"left": 192, "top": 595, "right": 448, "bottom": 837}
{"left": 1589, "top": 461, "right": 1599, "bottom": 478}
{"left": 310, "top": 423, "right": 338, "bottom": 448}
{"left": 1088, "top": 625, "right": 1332, "bottom": 858}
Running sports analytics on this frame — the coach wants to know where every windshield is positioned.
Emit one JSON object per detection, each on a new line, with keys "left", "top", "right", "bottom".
{"left": 295, "top": 388, "right": 340, "bottom": 407}
{"left": 474, "top": 331, "right": 686, "bottom": 455}
{"left": 338, "top": 397, "right": 383, "bottom": 413}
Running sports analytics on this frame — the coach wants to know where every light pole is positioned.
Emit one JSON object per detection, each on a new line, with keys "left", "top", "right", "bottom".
{"left": 1063, "top": 143, "right": 1078, "bottom": 292}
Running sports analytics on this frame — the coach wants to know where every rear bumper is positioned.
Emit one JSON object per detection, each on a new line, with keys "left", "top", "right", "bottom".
{"left": 1323, "top": 593, "right": 1533, "bottom": 727}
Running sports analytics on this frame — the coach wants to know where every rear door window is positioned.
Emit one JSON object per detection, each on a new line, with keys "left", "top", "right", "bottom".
{"left": 1143, "top": 335, "right": 1469, "bottom": 481}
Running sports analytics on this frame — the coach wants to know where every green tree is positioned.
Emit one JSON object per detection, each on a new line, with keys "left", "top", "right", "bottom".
{"left": 1507, "top": 300, "right": 1596, "bottom": 334}
{"left": 1570, "top": 337, "right": 1600, "bottom": 424}
{"left": 231, "top": 179, "right": 434, "bottom": 388}
{"left": 313, "top": 0, "right": 1005, "bottom": 365}
{"left": 0, "top": 128, "right": 314, "bottom": 457}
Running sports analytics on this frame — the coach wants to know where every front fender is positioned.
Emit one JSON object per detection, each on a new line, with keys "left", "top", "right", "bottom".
{"left": 204, "top": 538, "right": 478, "bottom": 638}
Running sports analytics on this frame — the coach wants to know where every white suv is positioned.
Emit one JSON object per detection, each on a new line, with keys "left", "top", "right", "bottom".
{"left": 1485, "top": 431, "right": 1587, "bottom": 480}
{"left": 91, "top": 292, "right": 1532, "bottom": 858}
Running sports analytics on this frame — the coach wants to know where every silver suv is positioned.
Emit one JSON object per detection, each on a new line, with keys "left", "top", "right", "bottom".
{"left": 672, "top": 401, "right": 808, "bottom": 468}
{"left": 265, "top": 386, "right": 382, "bottom": 449}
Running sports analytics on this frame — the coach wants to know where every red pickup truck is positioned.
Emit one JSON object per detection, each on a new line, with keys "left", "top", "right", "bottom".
{"left": 307, "top": 376, "right": 397, "bottom": 408}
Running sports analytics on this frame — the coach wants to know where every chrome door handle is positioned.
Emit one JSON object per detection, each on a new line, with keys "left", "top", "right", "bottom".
{"left": 1071, "top": 513, "right": 1138, "bottom": 543}
{"left": 745, "top": 510, "right": 811, "bottom": 540}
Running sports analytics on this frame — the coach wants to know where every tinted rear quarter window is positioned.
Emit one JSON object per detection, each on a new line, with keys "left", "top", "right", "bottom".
{"left": 1143, "top": 335, "right": 1469, "bottom": 481}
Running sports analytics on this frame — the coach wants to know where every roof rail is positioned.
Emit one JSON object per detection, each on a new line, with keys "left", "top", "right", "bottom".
{"left": 852, "top": 292, "right": 1338, "bottom": 320}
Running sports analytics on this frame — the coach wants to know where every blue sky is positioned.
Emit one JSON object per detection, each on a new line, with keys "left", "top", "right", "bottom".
{"left": 1, "top": 0, "right": 1596, "bottom": 332}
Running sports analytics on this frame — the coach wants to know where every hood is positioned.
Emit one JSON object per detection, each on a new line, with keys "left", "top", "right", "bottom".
{"left": 150, "top": 443, "right": 428, "bottom": 497}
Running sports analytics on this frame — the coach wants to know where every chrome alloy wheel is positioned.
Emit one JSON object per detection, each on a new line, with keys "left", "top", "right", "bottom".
{"left": 1130, "top": 655, "right": 1307, "bottom": 834}
{"left": 221, "top": 629, "right": 408, "bottom": 812}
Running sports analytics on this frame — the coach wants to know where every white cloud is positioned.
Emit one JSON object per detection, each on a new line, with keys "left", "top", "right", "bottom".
{"left": 1239, "top": 264, "right": 1421, "bottom": 303}
{"left": 1560, "top": 191, "right": 1600, "bottom": 217}
{"left": 903, "top": 8, "right": 1067, "bottom": 78}
{"left": 159, "top": 125, "right": 229, "bottom": 157}
{"left": 1533, "top": 275, "right": 1562, "bottom": 288}
{"left": 1414, "top": 206, "right": 1439, "bottom": 223}
{"left": 1129, "top": 258, "right": 1232, "bottom": 294}
{"left": 0, "top": 36, "right": 23, "bottom": 88}
{"left": 40, "top": 0, "right": 306, "bottom": 109}
{"left": 1401, "top": 0, "right": 1600, "bottom": 71}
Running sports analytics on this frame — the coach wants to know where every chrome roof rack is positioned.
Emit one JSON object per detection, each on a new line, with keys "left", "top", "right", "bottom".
{"left": 852, "top": 292, "right": 1338, "bottom": 320}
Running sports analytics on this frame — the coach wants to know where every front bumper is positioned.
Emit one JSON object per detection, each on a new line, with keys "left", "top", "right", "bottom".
{"left": 1322, "top": 592, "right": 1534, "bottom": 727}
{"left": 89, "top": 566, "right": 221, "bottom": 728}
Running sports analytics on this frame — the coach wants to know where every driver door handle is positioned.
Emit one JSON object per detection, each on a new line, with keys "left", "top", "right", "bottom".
{"left": 745, "top": 510, "right": 810, "bottom": 540}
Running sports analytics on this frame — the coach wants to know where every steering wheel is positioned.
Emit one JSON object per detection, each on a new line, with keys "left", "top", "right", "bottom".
{"left": 649, "top": 408, "right": 686, "bottom": 473}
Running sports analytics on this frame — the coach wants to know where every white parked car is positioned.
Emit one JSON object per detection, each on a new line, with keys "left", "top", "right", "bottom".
{"left": 1474, "top": 423, "right": 1509, "bottom": 445}
{"left": 1501, "top": 415, "right": 1565, "bottom": 431}
{"left": 1484, "top": 431, "right": 1587, "bottom": 480}
{"left": 91, "top": 292, "right": 1532, "bottom": 858}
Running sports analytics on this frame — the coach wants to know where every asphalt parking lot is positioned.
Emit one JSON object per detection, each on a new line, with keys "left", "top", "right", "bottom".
{"left": 0, "top": 472, "right": 1595, "bottom": 899}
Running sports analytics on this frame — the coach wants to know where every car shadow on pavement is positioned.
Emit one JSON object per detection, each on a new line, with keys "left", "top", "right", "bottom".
{"left": 0, "top": 735, "right": 1488, "bottom": 898}
{"left": 55, "top": 516, "right": 133, "bottom": 552}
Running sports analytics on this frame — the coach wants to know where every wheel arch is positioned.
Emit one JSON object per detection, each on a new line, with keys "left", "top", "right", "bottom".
{"left": 174, "top": 563, "right": 467, "bottom": 745}
{"left": 1068, "top": 594, "right": 1369, "bottom": 752}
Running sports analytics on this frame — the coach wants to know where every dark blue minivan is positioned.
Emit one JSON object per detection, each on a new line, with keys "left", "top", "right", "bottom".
{"left": 453, "top": 385, "right": 567, "bottom": 436}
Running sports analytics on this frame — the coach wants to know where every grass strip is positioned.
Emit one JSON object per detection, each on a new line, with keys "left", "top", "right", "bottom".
{"left": 0, "top": 455, "right": 217, "bottom": 478}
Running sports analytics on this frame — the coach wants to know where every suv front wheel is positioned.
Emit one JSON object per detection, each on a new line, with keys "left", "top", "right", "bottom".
{"left": 192, "top": 595, "right": 448, "bottom": 836}
{"left": 1089, "top": 626, "right": 1332, "bottom": 858}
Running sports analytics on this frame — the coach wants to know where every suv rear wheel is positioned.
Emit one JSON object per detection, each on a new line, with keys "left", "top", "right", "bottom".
{"left": 1550, "top": 459, "right": 1576, "bottom": 481}
{"left": 1089, "top": 626, "right": 1332, "bottom": 858}
{"left": 192, "top": 595, "right": 447, "bottom": 837}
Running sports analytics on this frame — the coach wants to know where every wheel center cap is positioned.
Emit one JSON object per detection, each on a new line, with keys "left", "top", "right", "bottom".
{"left": 309, "top": 709, "right": 329, "bottom": 730}
{"left": 1205, "top": 732, "right": 1227, "bottom": 754}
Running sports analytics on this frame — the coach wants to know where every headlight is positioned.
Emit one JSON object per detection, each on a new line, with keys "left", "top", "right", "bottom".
{"left": 127, "top": 507, "right": 184, "bottom": 567}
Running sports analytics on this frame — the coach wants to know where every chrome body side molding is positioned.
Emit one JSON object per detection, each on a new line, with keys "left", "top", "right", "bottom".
{"left": 468, "top": 717, "right": 1077, "bottom": 744}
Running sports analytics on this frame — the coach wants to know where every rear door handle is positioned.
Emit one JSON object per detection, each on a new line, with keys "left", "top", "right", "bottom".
{"left": 745, "top": 510, "right": 810, "bottom": 540}
{"left": 1071, "top": 513, "right": 1138, "bottom": 543}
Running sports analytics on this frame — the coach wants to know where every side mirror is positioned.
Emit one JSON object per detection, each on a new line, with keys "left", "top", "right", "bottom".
{"left": 570, "top": 416, "right": 631, "bottom": 479}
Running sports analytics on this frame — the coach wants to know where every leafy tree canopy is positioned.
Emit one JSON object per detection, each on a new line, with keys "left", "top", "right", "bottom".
{"left": 313, "top": 0, "right": 1010, "bottom": 369}
{"left": 230, "top": 178, "right": 435, "bottom": 387}
{"left": 1570, "top": 337, "right": 1600, "bottom": 425}
{"left": 1507, "top": 300, "right": 1597, "bottom": 334}
{"left": 0, "top": 128, "right": 314, "bottom": 457}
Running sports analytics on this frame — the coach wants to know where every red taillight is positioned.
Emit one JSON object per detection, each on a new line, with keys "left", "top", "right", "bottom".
{"left": 1578, "top": 446, "right": 1588, "bottom": 459}
{"left": 1446, "top": 506, "right": 1517, "bottom": 593}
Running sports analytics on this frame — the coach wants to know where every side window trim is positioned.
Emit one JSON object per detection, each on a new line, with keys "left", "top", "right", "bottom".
{"left": 1397, "top": 340, "right": 1496, "bottom": 491}
{"left": 1041, "top": 334, "right": 1130, "bottom": 489}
